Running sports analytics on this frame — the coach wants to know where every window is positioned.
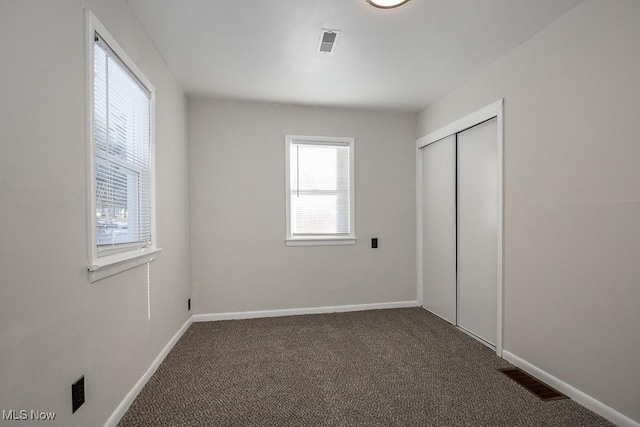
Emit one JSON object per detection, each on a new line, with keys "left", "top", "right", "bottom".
{"left": 87, "top": 13, "right": 160, "bottom": 281}
{"left": 285, "top": 135, "right": 356, "bottom": 246}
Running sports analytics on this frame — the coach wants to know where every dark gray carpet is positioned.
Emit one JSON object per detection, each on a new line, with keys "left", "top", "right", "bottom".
{"left": 118, "top": 308, "right": 612, "bottom": 426}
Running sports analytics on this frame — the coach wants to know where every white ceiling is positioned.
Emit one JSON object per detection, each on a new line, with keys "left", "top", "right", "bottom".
{"left": 127, "top": 0, "right": 582, "bottom": 112}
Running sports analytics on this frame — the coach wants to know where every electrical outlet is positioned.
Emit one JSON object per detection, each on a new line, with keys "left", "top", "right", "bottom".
{"left": 71, "top": 376, "right": 85, "bottom": 413}
{"left": 188, "top": 298, "right": 191, "bottom": 311}
{"left": 371, "top": 238, "right": 378, "bottom": 249}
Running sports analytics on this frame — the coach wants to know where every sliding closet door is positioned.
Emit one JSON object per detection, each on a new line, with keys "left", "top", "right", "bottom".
{"left": 421, "top": 136, "right": 456, "bottom": 324}
{"left": 457, "top": 118, "right": 498, "bottom": 346}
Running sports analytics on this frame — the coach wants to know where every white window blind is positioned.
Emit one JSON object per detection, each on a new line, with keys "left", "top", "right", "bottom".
{"left": 287, "top": 137, "right": 354, "bottom": 240}
{"left": 93, "top": 35, "right": 152, "bottom": 254}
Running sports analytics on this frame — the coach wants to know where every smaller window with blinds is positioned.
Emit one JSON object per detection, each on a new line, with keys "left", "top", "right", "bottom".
{"left": 285, "top": 135, "right": 356, "bottom": 246}
{"left": 87, "top": 12, "right": 160, "bottom": 281}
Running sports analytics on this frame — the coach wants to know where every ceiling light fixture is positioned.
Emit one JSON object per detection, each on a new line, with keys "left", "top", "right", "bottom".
{"left": 366, "top": 0, "right": 411, "bottom": 9}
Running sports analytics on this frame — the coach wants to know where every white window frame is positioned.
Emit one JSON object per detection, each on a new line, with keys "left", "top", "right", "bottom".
{"left": 86, "top": 11, "right": 160, "bottom": 282}
{"left": 285, "top": 135, "right": 356, "bottom": 246}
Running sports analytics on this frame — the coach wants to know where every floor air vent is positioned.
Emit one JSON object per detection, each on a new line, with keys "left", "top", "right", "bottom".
{"left": 499, "top": 368, "right": 568, "bottom": 401}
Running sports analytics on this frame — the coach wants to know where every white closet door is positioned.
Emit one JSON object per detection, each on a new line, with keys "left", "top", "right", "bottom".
{"left": 457, "top": 118, "right": 498, "bottom": 346}
{"left": 421, "top": 136, "right": 456, "bottom": 324}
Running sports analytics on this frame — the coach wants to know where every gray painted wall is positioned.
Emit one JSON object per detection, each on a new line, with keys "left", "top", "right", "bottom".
{"left": 0, "top": 1, "right": 191, "bottom": 426}
{"left": 417, "top": 0, "right": 640, "bottom": 422}
{"left": 189, "top": 99, "right": 416, "bottom": 314}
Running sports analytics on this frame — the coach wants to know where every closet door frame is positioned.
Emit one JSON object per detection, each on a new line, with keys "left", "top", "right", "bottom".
{"left": 416, "top": 99, "right": 504, "bottom": 356}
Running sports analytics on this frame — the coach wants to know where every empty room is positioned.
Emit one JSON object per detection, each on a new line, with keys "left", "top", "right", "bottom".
{"left": 1, "top": 0, "right": 638, "bottom": 426}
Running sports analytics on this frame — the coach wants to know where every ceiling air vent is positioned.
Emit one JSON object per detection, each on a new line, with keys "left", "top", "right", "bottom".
{"left": 317, "top": 29, "right": 340, "bottom": 54}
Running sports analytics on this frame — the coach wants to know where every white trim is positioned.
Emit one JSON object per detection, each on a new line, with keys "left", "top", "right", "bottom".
{"left": 103, "top": 316, "right": 193, "bottom": 427}
{"left": 286, "top": 135, "right": 352, "bottom": 145}
{"left": 86, "top": 10, "right": 97, "bottom": 270}
{"left": 502, "top": 351, "right": 640, "bottom": 427}
{"left": 416, "top": 146, "right": 423, "bottom": 306}
{"left": 495, "top": 104, "right": 504, "bottom": 356}
{"left": 86, "top": 10, "right": 159, "bottom": 280}
{"left": 88, "top": 248, "right": 162, "bottom": 283}
{"left": 148, "top": 76, "right": 158, "bottom": 262}
{"left": 416, "top": 99, "right": 503, "bottom": 149}
{"left": 286, "top": 237, "right": 356, "bottom": 246}
{"left": 415, "top": 99, "right": 504, "bottom": 356}
{"left": 284, "top": 135, "right": 356, "bottom": 246}
{"left": 193, "top": 301, "right": 418, "bottom": 322}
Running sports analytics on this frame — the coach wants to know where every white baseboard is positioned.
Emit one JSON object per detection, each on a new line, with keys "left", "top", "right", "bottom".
{"left": 104, "top": 316, "right": 193, "bottom": 427}
{"left": 502, "top": 350, "right": 639, "bottom": 427}
{"left": 192, "top": 300, "right": 419, "bottom": 322}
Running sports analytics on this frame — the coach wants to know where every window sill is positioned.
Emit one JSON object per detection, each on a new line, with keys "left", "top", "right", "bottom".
{"left": 286, "top": 237, "right": 357, "bottom": 247}
{"left": 88, "top": 247, "right": 162, "bottom": 283}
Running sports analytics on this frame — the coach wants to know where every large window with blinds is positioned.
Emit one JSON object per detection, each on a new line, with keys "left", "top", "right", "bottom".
{"left": 285, "top": 135, "right": 356, "bottom": 246}
{"left": 87, "top": 13, "right": 159, "bottom": 280}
